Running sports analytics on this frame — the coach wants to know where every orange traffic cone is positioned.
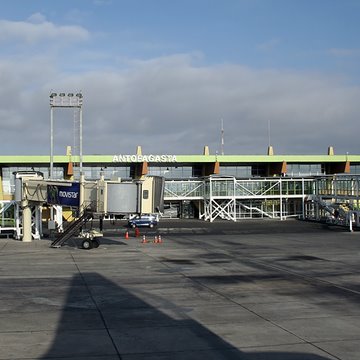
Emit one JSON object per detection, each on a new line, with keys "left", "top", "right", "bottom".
{"left": 125, "top": 230, "right": 129, "bottom": 240}
{"left": 153, "top": 235, "right": 158, "bottom": 244}
{"left": 158, "top": 234, "right": 162, "bottom": 243}
{"left": 135, "top": 227, "right": 140, "bottom": 237}
{"left": 141, "top": 234, "right": 148, "bottom": 244}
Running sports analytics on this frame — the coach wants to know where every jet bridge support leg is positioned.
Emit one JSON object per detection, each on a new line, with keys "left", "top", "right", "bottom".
{"left": 22, "top": 199, "right": 32, "bottom": 242}
{"left": 33, "top": 205, "right": 42, "bottom": 240}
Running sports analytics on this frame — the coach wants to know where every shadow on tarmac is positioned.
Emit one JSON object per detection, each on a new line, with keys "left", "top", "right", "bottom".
{"left": 39, "top": 272, "right": 333, "bottom": 360}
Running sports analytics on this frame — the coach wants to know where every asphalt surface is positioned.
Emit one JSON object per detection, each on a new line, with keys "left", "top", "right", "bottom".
{"left": 0, "top": 218, "right": 359, "bottom": 359}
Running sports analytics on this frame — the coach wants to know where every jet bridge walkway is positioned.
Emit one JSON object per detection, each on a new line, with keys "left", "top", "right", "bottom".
{"left": 10, "top": 172, "right": 165, "bottom": 244}
{"left": 164, "top": 176, "right": 313, "bottom": 221}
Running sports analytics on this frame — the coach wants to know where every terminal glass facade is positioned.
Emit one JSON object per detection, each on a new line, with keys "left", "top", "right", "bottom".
{"left": 220, "top": 166, "right": 252, "bottom": 177}
{"left": 148, "top": 166, "right": 194, "bottom": 179}
{"left": 1, "top": 166, "right": 64, "bottom": 194}
{"left": 350, "top": 164, "right": 360, "bottom": 174}
{"left": 287, "top": 164, "right": 324, "bottom": 176}
{"left": 73, "top": 166, "right": 130, "bottom": 181}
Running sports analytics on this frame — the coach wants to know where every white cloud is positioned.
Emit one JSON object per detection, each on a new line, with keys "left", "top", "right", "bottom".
{"left": 329, "top": 48, "right": 360, "bottom": 57}
{"left": 27, "top": 13, "right": 47, "bottom": 24}
{"left": 93, "top": 0, "right": 113, "bottom": 5}
{"left": 257, "top": 38, "right": 281, "bottom": 52}
{"left": 0, "top": 14, "right": 89, "bottom": 44}
{"left": 1, "top": 53, "right": 360, "bottom": 156}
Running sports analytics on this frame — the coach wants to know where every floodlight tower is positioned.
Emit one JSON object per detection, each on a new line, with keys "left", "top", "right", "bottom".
{"left": 49, "top": 92, "right": 83, "bottom": 179}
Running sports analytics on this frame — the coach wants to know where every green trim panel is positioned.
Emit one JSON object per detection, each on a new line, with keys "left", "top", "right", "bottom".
{"left": 0, "top": 154, "right": 359, "bottom": 164}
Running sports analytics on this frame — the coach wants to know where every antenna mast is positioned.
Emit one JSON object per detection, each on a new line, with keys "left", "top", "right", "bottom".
{"left": 221, "top": 118, "right": 224, "bottom": 155}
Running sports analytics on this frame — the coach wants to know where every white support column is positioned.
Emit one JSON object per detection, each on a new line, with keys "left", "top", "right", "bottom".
{"left": 280, "top": 179, "right": 283, "bottom": 220}
{"left": 33, "top": 205, "right": 41, "bottom": 240}
{"left": 50, "top": 106, "right": 54, "bottom": 222}
{"left": 349, "top": 211, "right": 353, "bottom": 232}
{"left": 233, "top": 178, "right": 237, "bottom": 221}
{"left": 301, "top": 178, "right": 305, "bottom": 219}
{"left": 50, "top": 106, "right": 54, "bottom": 179}
{"left": 198, "top": 200, "right": 203, "bottom": 220}
{"left": 209, "top": 178, "right": 213, "bottom": 222}
{"left": 79, "top": 106, "right": 83, "bottom": 176}
{"left": 80, "top": 174, "right": 85, "bottom": 214}
{"left": 54, "top": 205, "right": 63, "bottom": 232}
{"left": 22, "top": 200, "right": 32, "bottom": 242}
{"left": 39, "top": 205, "right": 43, "bottom": 238}
{"left": 15, "top": 202, "right": 21, "bottom": 240}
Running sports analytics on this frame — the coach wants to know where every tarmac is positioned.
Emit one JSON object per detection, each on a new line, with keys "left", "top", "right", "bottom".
{"left": 0, "top": 218, "right": 360, "bottom": 359}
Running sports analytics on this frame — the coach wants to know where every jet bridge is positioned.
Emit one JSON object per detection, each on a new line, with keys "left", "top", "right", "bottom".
{"left": 13, "top": 172, "right": 164, "bottom": 244}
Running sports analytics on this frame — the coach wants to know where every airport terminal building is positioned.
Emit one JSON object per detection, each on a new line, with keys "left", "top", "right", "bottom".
{"left": 1, "top": 145, "right": 360, "bottom": 221}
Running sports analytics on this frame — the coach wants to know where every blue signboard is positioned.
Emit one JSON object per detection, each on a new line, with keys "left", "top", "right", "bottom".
{"left": 47, "top": 183, "right": 80, "bottom": 207}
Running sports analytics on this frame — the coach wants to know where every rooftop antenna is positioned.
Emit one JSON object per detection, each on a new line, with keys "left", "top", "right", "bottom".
{"left": 268, "top": 119, "right": 271, "bottom": 147}
{"left": 221, "top": 118, "right": 224, "bottom": 155}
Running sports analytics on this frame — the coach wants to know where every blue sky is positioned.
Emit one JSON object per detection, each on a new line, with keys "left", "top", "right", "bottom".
{"left": 1, "top": 0, "right": 360, "bottom": 155}
{"left": 4, "top": 0, "right": 359, "bottom": 73}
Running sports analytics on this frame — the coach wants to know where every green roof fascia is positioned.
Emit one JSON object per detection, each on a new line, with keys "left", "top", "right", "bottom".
{"left": 82, "top": 155, "right": 118, "bottom": 163}
{"left": 177, "top": 155, "right": 360, "bottom": 163}
{"left": 1, "top": 154, "right": 360, "bottom": 164}
{"left": 266, "top": 155, "right": 359, "bottom": 163}
{"left": 0, "top": 155, "right": 54, "bottom": 164}
{"left": 0, "top": 155, "right": 114, "bottom": 164}
{"left": 84, "top": 155, "right": 218, "bottom": 163}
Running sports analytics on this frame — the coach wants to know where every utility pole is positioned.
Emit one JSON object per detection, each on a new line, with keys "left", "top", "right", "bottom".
{"left": 221, "top": 118, "right": 224, "bottom": 155}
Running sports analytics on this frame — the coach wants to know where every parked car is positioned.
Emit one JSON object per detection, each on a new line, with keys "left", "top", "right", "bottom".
{"left": 128, "top": 214, "right": 158, "bottom": 228}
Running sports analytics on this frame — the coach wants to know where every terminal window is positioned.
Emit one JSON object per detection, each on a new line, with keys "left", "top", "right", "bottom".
{"left": 350, "top": 165, "right": 360, "bottom": 174}
{"left": 251, "top": 165, "right": 266, "bottom": 177}
{"left": 73, "top": 166, "right": 130, "bottom": 180}
{"left": 148, "top": 166, "right": 193, "bottom": 179}
{"left": 220, "top": 166, "right": 251, "bottom": 178}
{"left": 1, "top": 166, "right": 64, "bottom": 194}
{"left": 287, "top": 164, "right": 323, "bottom": 176}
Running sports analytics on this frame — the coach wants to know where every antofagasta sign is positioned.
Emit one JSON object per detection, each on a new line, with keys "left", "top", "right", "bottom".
{"left": 112, "top": 155, "right": 177, "bottom": 162}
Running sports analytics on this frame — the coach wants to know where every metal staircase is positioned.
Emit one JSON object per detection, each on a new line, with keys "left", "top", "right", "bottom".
{"left": 239, "top": 202, "right": 273, "bottom": 218}
{"left": 304, "top": 191, "right": 360, "bottom": 230}
{"left": 50, "top": 210, "right": 93, "bottom": 248}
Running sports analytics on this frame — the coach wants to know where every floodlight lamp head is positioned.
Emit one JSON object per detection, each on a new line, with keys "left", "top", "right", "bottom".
{"left": 76, "top": 93, "right": 83, "bottom": 98}
{"left": 68, "top": 93, "right": 74, "bottom": 97}
{"left": 59, "top": 93, "right": 66, "bottom": 97}
{"left": 50, "top": 93, "right": 57, "bottom": 98}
